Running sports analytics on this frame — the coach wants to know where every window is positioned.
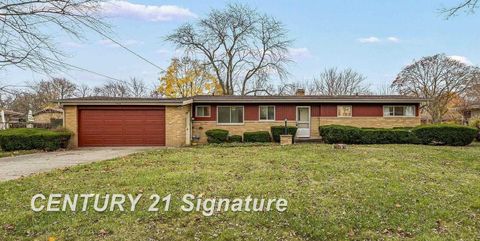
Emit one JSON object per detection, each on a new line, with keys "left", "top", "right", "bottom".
{"left": 195, "top": 106, "right": 210, "bottom": 117}
{"left": 383, "top": 105, "right": 415, "bottom": 117}
{"left": 217, "top": 106, "right": 244, "bottom": 124}
{"left": 259, "top": 106, "right": 275, "bottom": 121}
{"left": 337, "top": 105, "right": 352, "bottom": 117}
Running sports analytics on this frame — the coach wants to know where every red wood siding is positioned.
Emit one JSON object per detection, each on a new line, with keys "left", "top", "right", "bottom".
{"left": 78, "top": 106, "right": 165, "bottom": 147}
{"left": 193, "top": 103, "right": 420, "bottom": 121}
{"left": 311, "top": 105, "right": 321, "bottom": 117}
{"left": 352, "top": 104, "right": 383, "bottom": 117}
{"left": 275, "top": 104, "right": 296, "bottom": 121}
{"left": 244, "top": 104, "right": 258, "bottom": 121}
{"left": 321, "top": 104, "right": 337, "bottom": 117}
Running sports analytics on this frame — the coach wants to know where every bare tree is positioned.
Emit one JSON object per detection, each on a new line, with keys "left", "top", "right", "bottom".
{"left": 75, "top": 83, "right": 92, "bottom": 98}
{"left": 392, "top": 54, "right": 480, "bottom": 123}
{"left": 0, "top": 0, "right": 109, "bottom": 73}
{"left": 93, "top": 78, "right": 150, "bottom": 98}
{"left": 310, "top": 68, "right": 371, "bottom": 95}
{"left": 375, "top": 84, "right": 398, "bottom": 95}
{"left": 30, "top": 77, "right": 77, "bottom": 103}
{"left": 93, "top": 80, "right": 130, "bottom": 98}
{"left": 166, "top": 3, "right": 292, "bottom": 95}
{"left": 442, "top": 0, "right": 479, "bottom": 17}
{"left": 128, "top": 77, "right": 149, "bottom": 97}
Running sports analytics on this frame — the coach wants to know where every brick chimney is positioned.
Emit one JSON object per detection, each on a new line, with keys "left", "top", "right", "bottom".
{"left": 295, "top": 89, "right": 305, "bottom": 96}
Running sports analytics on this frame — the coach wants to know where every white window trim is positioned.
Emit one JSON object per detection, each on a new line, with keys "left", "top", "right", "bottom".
{"left": 383, "top": 105, "right": 416, "bottom": 118}
{"left": 337, "top": 105, "right": 353, "bottom": 118}
{"left": 195, "top": 105, "right": 211, "bottom": 117}
{"left": 259, "top": 105, "right": 276, "bottom": 121}
{"left": 216, "top": 106, "right": 245, "bottom": 125}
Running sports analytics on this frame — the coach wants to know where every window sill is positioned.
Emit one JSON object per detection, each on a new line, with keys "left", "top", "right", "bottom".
{"left": 216, "top": 123, "right": 245, "bottom": 126}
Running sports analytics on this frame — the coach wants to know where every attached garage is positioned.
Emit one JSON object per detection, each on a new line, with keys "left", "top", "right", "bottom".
{"left": 60, "top": 97, "right": 192, "bottom": 148}
{"left": 78, "top": 106, "right": 166, "bottom": 147}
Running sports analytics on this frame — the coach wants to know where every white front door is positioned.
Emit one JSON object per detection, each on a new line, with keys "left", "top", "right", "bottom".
{"left": 296, "top": 106, "right": 310, "bottom": 138}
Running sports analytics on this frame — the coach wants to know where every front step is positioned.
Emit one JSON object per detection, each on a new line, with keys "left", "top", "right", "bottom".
{"left": 294, "top": 137, "right": 323, "bottom": 143}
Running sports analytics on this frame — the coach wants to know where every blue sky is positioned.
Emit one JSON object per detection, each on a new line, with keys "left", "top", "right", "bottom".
{"left": 1, "top": 0, "right": 479, "bottom": 92}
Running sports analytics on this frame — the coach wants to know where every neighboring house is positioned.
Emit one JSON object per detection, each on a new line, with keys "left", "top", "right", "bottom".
{"left": 0, "top": 109, "right": 24, "bottom": 125}
{"left": 58, "top": 93, "right": 424, "bottom": 148}
{"left": 33, "top": 108, "right": 63, "bottom": 124}
{"left": 468, "top": 104, "right": 480, "bottom": 120}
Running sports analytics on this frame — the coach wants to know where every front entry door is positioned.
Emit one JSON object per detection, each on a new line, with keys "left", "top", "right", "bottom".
{"left": 296, "top": 106, "right": 310, "bottom": 138}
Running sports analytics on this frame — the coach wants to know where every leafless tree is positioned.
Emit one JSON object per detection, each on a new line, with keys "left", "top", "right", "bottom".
{"left": 93, "top": 80, "right": 130, "bottom": 98}
{"left": 392, "top": 54, "right": 480, "bottom": 123}
{"left": 31, "top": 78, "right": 77, "bottom": 100}
{"left": 375, "top": 84, "right": 398, "bottom": 95}
{"left": 310, "top": 68, "right": 371, "bottom": 95}
{"left": 166, "top": 3, "right": 292, "bottom": 95}
{"left": 0, "top": 0, "right": 109, "bottom": 73}
{"left": 274, "top": 79, "right": 312, "bottom": 96}
{"left": 442, "top": 0, "right": 479, "bottom": 17}
{"left": 93, "top": 78, "right": 150, "bottom": 98}
{"left": 75, "top": 83, "right": 92, "bottom": 98}
{"left": 128, "top": 77, "right": 149, "bottom": 97}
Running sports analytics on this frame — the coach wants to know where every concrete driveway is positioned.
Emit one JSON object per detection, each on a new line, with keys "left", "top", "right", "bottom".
{"left": 0, "top": 147, "right": 157, "bottom": 181}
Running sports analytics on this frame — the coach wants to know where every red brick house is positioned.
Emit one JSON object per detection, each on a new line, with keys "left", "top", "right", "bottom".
{"left": 58, "top": 94, "right": 424, "bottom": 147}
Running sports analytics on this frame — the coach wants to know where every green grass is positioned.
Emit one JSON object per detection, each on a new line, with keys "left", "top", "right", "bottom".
{"left": 0, "top": 144, "right": 479, "bottom": 240}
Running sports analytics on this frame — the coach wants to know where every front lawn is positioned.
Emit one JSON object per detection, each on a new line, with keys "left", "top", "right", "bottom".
{"left": 0, "top": 144, "right": 479, "bottom": 240}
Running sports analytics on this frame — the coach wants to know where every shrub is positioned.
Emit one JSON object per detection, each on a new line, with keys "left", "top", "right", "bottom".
{"left": 243, "top": 131, "right": 271, "bottom": 143}
{"left": 270, "top": 126, "right": 297, "bottom": 142}
{"left": 469, "top": 119, "right": 480, "bottom": 141}
{"left": 0, "top": 128, "right": 71, "bottom": 151}
{"left": 205, "top": 129, "right": 229, "bottom": 144}
{"left": 320, "top": 125, "right": 419, "bottom": 144}
{"left": 319, "top": 125, "right": 362, "bottom": 144}
{"left": 360, "top": 128, "right": 418, "bottom": 144}
{"left": 413, "top": 124, "right": 477, "bottom": 146}
{"left": 228, "top": 135, "right": 243, "bottom": 143}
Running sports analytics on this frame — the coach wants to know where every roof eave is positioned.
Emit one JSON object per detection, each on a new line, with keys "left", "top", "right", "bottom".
{"left": 193, "top": 99, "right": 426, "bottom": 104}
{"left": 58, "top": 99, "right": 192, "bottom": 106}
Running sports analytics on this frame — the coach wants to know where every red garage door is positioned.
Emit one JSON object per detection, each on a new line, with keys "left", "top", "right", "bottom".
{"left": 78, "top": 107, "right": 165, "bottom": 147}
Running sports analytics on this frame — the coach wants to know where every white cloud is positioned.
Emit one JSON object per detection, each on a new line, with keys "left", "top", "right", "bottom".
{"left": 358, "top": 36, "right": 401, "bottom": 44}
{"left": 98, "top": 39, "right": 143, "bottom": 48}
{"left": 288, "top": 47, "right": 312, "bottom": 60}
{"left": 448, "top": 55, "right": 472, "bottom": 65}
{"left": 357, "top": 37, "right": 381, "bottom": 43}
{"left": 100, "top": 0, "right": 196, "bottom": 22}
{"left": 387, "top": 37, "right": 400, "bottom": 43}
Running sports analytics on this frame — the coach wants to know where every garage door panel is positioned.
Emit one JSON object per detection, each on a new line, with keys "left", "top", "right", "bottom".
{"left": 79, "top": 107, "right": 166, "bottom": 147}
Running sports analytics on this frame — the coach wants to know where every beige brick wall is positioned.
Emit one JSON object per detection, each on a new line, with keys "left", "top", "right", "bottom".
{"left": 63, "top": 105, "right": 78, "bottom": 148}
{"left": 34, "top": 112, "right": 63, "bottom": 124}
{"left": 165, "top": 105, "right": 191, "bottom": 147}
{"left": 194, "top": 117, "right": 421, "bottom": 143}
{"left": 316, "top": 117, "right": 421, "bottom": 129}
{"left": 192, "top": 121, "right": 295, "bottom": 144}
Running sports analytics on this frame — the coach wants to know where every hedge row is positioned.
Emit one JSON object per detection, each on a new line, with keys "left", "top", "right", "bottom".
{"left": 205, "top": 126, "right": 299, "bottom": 144}
{"left": 319, "top": 124, "right": 477, "bottom": 146}
{"left": 0, "top": 128, "right": 72, "bottom": 151}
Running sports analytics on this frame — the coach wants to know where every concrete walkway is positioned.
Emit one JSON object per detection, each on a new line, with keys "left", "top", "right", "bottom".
{"left": 0, "top": 147, "right": 157, "bottom": 181}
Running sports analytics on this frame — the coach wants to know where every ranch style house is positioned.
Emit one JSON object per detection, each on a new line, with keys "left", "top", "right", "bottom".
{"left": 58, "top": 92, "right": 424, "bottom": 147}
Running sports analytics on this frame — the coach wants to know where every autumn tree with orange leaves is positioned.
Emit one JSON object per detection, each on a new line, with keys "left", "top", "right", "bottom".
{"left": 157, "top": 57, "right": 220, "bottom": 98}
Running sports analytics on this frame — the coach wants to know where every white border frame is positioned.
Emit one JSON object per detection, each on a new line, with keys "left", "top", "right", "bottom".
{"left": 383, "top": 105, "right": 416, "bottom": 118}
{"left": 296, "top": 106, "right": 311, "bottom": 138}
{"left": 195, "top": 105, "right": 211, "bottom": 117}
{"left": 216, "top": 105, "right": 245, "bottom": 125}
{"left": 337, "top": 105, "right": 353, "bottom": 118}
{"left": 259, "top": 105, "right": 276, "bottom": 122}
